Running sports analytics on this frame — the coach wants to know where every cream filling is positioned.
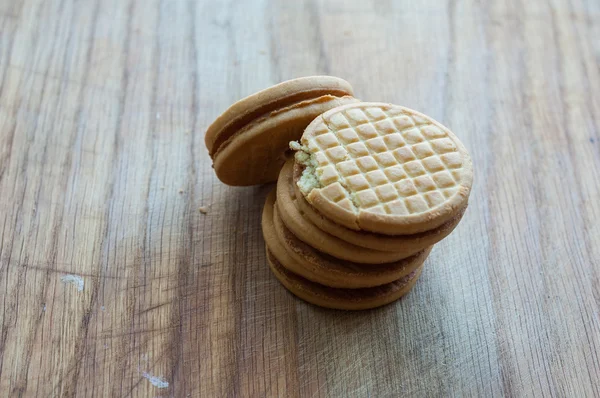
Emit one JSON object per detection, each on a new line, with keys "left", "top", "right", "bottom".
{"left": 289, "top": 140, "right": 361, "bottom": 213}
{"left": 289, "top": 141, "right": 321, "bottom": 195}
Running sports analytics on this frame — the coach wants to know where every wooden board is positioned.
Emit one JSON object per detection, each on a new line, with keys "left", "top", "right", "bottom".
{"left": 0, "top": 0, "right": 599, "bottom": 396}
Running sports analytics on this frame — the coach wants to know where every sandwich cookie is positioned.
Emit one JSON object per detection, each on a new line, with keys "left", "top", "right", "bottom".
{"left": 293, "top": 162, "right": 467, "bottom": 252}
{"left": 205, "top": 76, "right": 357, "bottom": 186}
{"left": 293, "top": 102, "right": 473, "bottom": 234}
{"left": 266, "top": 249, "right": 423, "bottom": 311}
{"left": 262, "top": 190, "right": 430, "bottom": 288}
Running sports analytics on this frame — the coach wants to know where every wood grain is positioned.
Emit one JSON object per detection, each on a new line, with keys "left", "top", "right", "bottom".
{"left": 0, "top": 0, "right": 599, "bottom": 396}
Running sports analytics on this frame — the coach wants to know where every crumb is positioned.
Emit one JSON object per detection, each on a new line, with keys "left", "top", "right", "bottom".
{"left": 199, "top": 206, "right": 208, "bottom": 214}
{"left": 179, "top": 189, "right": 184, "bottom": 194}
{"left": 142, "top": 372, "right": 169, "bottom": 389}
{"left": 259, "top": 50, "right": 266, "bottom": 55}
{"left": 61, "top": 274, "right": 84, "bottom": 292}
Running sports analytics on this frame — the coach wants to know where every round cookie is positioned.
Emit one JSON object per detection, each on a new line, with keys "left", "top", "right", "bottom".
{"left": 276, "top": 160, "right": 416, "bottom": 264}
{"left": 293, "top": 102, "right": 473, "bottom": 234}
{"left": 205, "top": 76, "right": 357, "bottom": 186}
{"left": 293, "top": 162, "right": 467, "bottom": 252}
{"left": 267, "top": 249, "right": 423, "bottom": 311}
{"left": 262, "top": 190, "right": 430, "bottom": 288}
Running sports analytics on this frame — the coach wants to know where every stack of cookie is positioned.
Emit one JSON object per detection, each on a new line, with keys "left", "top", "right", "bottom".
{"left": 206, "top": 78, "right": 473, "bottom": 310}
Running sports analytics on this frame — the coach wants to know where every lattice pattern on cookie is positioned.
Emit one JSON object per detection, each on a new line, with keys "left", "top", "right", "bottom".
{"left": 303, "top": 105, "right": 467, "bottom": 216}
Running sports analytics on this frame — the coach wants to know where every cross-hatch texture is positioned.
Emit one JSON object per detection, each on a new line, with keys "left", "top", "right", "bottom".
{"left": 302, "top": 105, "right": 467, "bottom": 216}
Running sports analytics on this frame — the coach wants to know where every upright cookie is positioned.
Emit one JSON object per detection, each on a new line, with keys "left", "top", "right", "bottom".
{"left": 205, "top": 76, "right": 357, "bottom": 186}
{"left": 293, "top": 102, "right": 473, "bottom": 234}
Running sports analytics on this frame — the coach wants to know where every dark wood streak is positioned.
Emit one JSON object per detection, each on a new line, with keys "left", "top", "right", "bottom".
{"left": 100, "top": 0, "right": 134, "bottom": 395}
{"left": 177, "top": 0, "right": 200, "bottom": 394}
{"left": 4, "top": 0, "right": 76, "bottom": 393}
{"left": 0, "top": 0, "right": 48, "bottom": 294}
{"left": 517, "top": 4, "right": 559, "bottom": 395}
{"left": 471, "top": 2, "right": 505, "bottom": 396}
{"left": 6, "top": 264, "right": 124, "bottom": 279}
{"left": 484, "top": 1, "right": 519, "bottom": 396}
{"left": 230, "top": 202, "right": 245, "bottom": 398}
{"left": 549, "top": 2, "right": 600, "bottom": 393}
{"left": 119, "top": 0, "right": 160, "bottom": 392}
{"left": 154, "top": 0, "right": 189, "bottom": 395}
{"left": 52, "top": 1, "right": 103, "bottom": 396}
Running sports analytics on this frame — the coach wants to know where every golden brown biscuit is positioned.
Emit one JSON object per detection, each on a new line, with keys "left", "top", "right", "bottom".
{"left": 267, "top": 249, "right": 423, "bottom": 310}
{"left": 293, "top": 162, "right": 467, "bottom": 252}
{"left": 262, "top": 189, "right": 430, "bottom": 288}
{"left": 293, "top": 102, "right": 473, "bottom": 234}
{"left": 205, "top": 76, "right": 357, "bottom": 186}
{"left": 276, "top": 160, "right": 417, "bottom": 264}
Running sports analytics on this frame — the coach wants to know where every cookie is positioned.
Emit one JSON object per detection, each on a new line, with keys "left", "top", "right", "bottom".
{"left": 262, "top": 189, "right": 430, "bottom": 288}
{"left": 205, "top": 76, "right": 357, "bottom": 186}
{"left": 293, "top": 162, "right": 467, "bottom": 252}
{"left": 276, "top": 160, "right": 416, "bottom": 264}
{"left": 292, "top": 102, "right": 473, "bottom": 234}
{"left": 266, "top": 249, "right": 423, "bottom": 310}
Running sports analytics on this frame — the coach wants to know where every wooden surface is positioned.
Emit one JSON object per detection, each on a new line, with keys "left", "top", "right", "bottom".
{"left": 0, "top": 0, "right": 599, "bottom": 396}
